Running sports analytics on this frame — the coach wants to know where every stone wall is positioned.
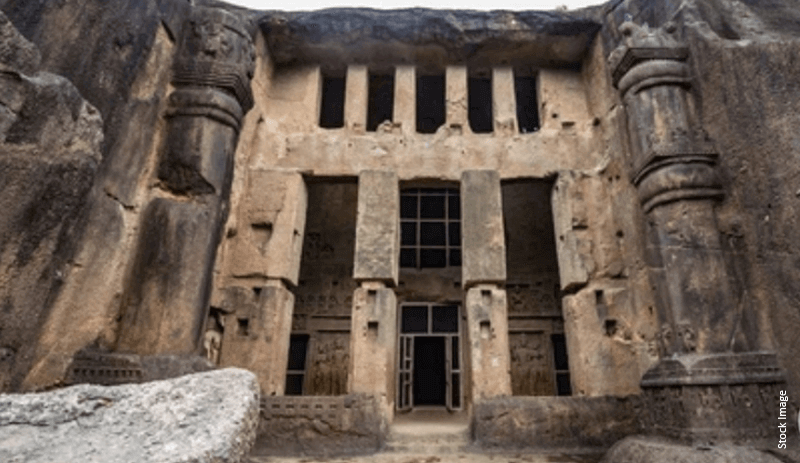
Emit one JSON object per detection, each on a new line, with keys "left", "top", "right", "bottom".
{"left": 473, "top": 395, "right": 642, "bottom": 450}
{"left": 253, "top": 394, "right": 385, "bottom": 457}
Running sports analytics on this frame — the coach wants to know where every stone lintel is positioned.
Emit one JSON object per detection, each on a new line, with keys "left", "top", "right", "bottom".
{"left": 461, "top": 170, "right": 506, "bottom": 288}
{"left": 353, "top": 170, "right": 399, "bottom": 286}
{"left": 465, "top": 284, "right": 511, "bottom": 403}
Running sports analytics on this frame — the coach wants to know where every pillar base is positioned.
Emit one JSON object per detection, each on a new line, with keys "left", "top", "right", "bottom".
{"left": 348, "top": 284, "right": 397, "bottom": 420}
{"left": 640, "top": 351, "right": 787, "bottom": 445}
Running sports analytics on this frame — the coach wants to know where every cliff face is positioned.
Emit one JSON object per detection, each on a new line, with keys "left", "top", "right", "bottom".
{"left": 601, "top": 0, "right": 800, "bottom": 406}
{"left": 0, "top": 0, "right": 799, "bottom": 411}
{"left": 0, "top": 8, "right": 103, "bottom": 391}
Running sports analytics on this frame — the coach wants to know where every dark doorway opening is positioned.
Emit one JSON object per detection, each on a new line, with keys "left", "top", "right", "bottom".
{"left": 413, "top": 336, "right": 446, "bottom": 406}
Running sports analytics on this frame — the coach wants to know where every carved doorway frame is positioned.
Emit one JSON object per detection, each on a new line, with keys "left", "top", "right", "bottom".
{"left": 397, "top": 303, "right": 463, "bottom": 412}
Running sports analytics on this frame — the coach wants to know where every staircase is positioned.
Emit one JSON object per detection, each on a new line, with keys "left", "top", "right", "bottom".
{"left": 385, "top": 409, "right": 471, "bottom": 454}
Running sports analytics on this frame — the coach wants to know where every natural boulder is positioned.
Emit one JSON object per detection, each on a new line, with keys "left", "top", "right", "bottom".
{"left": 0, "top": 368, "right": 261, "bottom": 463}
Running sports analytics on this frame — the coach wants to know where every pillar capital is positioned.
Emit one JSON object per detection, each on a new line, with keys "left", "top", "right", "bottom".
{"left": 172, "top": 6, "right": 255, "bottom": 113}
{"left": 609, "top": 21, "right": 689, "bottom": 93}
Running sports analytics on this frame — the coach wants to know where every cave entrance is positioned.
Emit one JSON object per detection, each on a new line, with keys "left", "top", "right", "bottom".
{"left": 397, "top": 303, "right": 462, "bottom": 411}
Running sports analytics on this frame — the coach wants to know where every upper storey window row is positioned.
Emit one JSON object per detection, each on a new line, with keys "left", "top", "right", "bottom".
{"left": 318, "top": 66, "right": 539, "bottom": 134}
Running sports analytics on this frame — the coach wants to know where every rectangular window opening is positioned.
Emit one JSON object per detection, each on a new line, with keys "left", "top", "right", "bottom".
{"left": 468, "top": 74, "right": 493, "bottom": 133}
{"left": 400, "top": 187, "right": 461, "bottom": 269}
{"left": 367, "top": 71, "right": 395, "bottom": 131}
{"left": 551, "top": 333, "right": 572, "bottom": 396}
{"left": 416, "top": 73, "right": 445, "bottom": 133}
{"left": 515, "top": 74, "right": 539, "bottom": 133}
{"left": 319, "top": 72, "right": 346, "bottom": 129}
{"left": 285, "top": 334, "right": 309, "bottom": 395}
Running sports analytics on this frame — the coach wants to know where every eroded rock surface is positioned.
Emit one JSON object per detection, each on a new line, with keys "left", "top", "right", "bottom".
{"left": 0, "top": 368, "right": 260, "bottom": 463}
{"left": 0, "top": 7, "right": 103, "bottom": 392}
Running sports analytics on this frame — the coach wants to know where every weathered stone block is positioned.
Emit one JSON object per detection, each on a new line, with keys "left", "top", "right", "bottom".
{"left": 220, "top": 282, "right": 294, "bottom": 395}
{"left": 117, "top": 198, "right": 222, "bottom": 356}
{"left": 254, "top": 394, "right": 384, "bottom": 457}
{"left": 229, "top": 169, "right": 307, "bottom": 286}
{"left": 465, "top": 285, "right": 511, "bottom": 402}
{"left": 158, "top": 109, "right": 238, "bottom": 195}
{"left": 552, "top": 171, "right": 625, "bottom": 290}
{"left": 461, "top": 170, "right": 506, "bottom": 287}
{"left": 537, "top": 68, "right": 591, "bottom": 131}
{"left": 446, "top": 65, "right": 467, "bottom": 129}
{"left": 353, "top": 170, "right": 399, "bottom": 285}
{"left": 562, "top": 284, "right": 647, "bottom": 397}
{"left": 492, "top": 66, "right": 517, "bottom": 135}
{"left": 0, "top": 368, "right": 260, "bottom": 463}
{"left": 344, "top": 65, "right": 367, "bottom": 133}
{"left": 393, "top": 65, "right": 415, "bottom": 133}
{"left": 552, "top": 173, "right": 591, "bottom": 291}
{"left": 601, "top": 436, "right": 784, "bottom": 463}
{"left": 348, "top": 285, "right": 397, "bottom": 413}
{"left": 474, "top": 395, "right": 642, "bottom": 450}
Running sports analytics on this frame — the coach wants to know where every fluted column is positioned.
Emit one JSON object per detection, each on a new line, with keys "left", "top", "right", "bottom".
{"left": 117, "top": 7, "right": 255, "bottom": 356}
{"left": 610, "top": 21, "right": 785, "bottom": 444}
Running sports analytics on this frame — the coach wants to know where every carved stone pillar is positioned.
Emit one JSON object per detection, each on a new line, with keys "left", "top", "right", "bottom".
{"left": 350, "top": 171, "right": 399, "bottom": 416}
{"left": 117, "top": 7, "right": 254, "bottom": 356}
{"left": 461, "top": 170, "right": 511, "bottom": 403}
{"left": 610, "top": 21, "right": 785, "bottom": 444}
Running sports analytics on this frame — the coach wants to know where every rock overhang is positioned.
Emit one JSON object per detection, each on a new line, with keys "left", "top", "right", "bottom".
{"left": 249, "top": 8, "right": 602, "bottom": 69}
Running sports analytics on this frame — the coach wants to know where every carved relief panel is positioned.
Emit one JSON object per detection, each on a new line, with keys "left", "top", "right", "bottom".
{"left": 305, "top": 332, "right": 350, "bottom": 396}
{"left": 506, "top": 272, "right": 560, "bottom": 316}
{"left": 509, "top": 332, "right": 555, "bottom": 396}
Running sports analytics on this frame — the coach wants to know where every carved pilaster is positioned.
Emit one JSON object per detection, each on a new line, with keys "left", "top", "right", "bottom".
{"left": 117, "top": 7, "right": 255, "bottom": 358}
{"left": 610, "top": 21, "right": 786, "bottom": 445}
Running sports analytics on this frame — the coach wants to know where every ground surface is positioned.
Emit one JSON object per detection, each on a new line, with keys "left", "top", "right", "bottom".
{"left": 249, "top": 451, "right": 604, "bottom": 463}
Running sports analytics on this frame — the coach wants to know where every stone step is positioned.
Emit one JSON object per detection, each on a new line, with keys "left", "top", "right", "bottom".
{"left": 385, "top": 427, "right": 471, "bottom": 453}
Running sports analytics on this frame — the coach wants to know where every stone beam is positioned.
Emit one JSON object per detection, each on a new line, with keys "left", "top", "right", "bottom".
{"left": 353, "top": 170, "right": 399, "bottom": 286}
{"left": 461, "top": 170, "right": 506, "bottom": 288}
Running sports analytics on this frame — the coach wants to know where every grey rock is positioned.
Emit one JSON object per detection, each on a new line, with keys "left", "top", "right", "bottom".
{"left": 254, "top": 7, "right": 601, "bottom": 68}
{"left": 601, "top": 436, "right": 786, "bottom": 463}
{"left": 0, "top": 9, "right": 39, "bottom": 75}
{"left": 0, "top": 368, "right": 260, "bottom": 463}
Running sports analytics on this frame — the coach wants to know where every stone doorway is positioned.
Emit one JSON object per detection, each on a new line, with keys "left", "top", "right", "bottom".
{"left": 397, "top": 303, "right": 462, "bottom": 411}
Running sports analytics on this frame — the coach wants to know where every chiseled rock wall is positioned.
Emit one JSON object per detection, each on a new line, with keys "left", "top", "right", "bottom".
{"left": 0, "top": 368, "right": 260, "bottom": 463}
{"left": 254, "top": 394, "right": 385, "bottom": 457}
{"left": 473, "top": 395, "right": 642, "bottom": 450}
